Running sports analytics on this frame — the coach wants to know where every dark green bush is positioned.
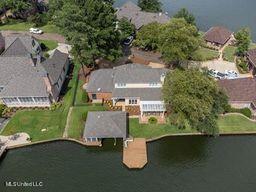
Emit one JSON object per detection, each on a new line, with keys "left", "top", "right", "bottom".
{"left": 148, "top": 117, "right": 158, "bottom": 124}
{"left": 230, "top": 107, "right": 252, "bottom": 118}
{"left": 0, "top": 104, "right": 6, "bottom": 117}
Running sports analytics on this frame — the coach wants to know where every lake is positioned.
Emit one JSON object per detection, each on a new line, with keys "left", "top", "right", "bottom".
{"left": 115, "top": 0, "right": 256, "bottom": 40}
{"left": 1, "top": 136, "right": 256, "bottom": 192}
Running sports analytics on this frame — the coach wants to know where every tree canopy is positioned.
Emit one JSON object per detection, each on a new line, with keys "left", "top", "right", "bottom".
{"left": 235, "top": 28, "right": 251, "bottom": 56}
{"left": 52, "top": 0, "right": 122, "bottom": 67}
{"left": 138, "top": 0, "right": 162, "bottom": 13}
{"left": 173, "top": 8, "right": 196, "bottom": 26}
{"left": 158, "top": 18, "right": 200, "bottom": 65}
{"left": 163, "top": 69, "right": 228, "bottom": 135}
{"left": 118, "top": 18, "right": 135, "bottom": 42}
{"left": 133, "top": 22, "right": 161, "bottom": 50}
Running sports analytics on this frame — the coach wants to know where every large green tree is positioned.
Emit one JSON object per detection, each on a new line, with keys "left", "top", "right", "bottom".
{"left": 118, "top": 18, "right": 135, "bottom": 42}
{"left": 53, "top": 0, "right": 122, "bottom": 68}
{"left": 138, "top": 0, "right": 162, "bottom": 12}
{"left": 158, "top": 18, "right": 200, "bottom": 66}
{"left": 235, "top": 28, "right": 251, "bottom": 56}
{"left": 163, "top": 69, "right": 228, "bottom": 135}
{"left": 133, "top": 22, "right": 161, "bottom": 50}
{"left": 173, "top": 8, "right": 196, "bottom": 26}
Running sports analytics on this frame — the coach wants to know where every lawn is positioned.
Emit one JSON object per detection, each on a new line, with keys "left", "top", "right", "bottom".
{"left": 1, "top": 64, "right": 79, "bottom": 142}
{"left": 38, "top": 39, "right": 58, "bottom": 51}
{"left": 194, "top": 47, "right": 219, "bottom": 61}
{"left": 68, "top": 105, "right": 106, "bottom": 140}
{"left": 0, "top": 22, "right": 60, "bottom": 34}
{"left": 129, "top": 114, "right": 256, "bottom": 139}
{"left": 223, "top": 45, "right": 236, "bottom": 62}
{"left": 129, "top": 118, "right": 197, "bottom": 139}
{"left": 75, "top": 79, "right": 88, "bottom": 106}
{"left": 218, "top": 114, "right": 256, "bottom": 133}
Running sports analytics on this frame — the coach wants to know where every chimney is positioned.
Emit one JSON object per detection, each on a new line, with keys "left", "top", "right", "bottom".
{"left": 160, "top": 73, "right": 166, "bottom": 83}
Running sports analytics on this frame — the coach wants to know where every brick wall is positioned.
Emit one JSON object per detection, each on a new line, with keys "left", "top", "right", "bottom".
{"left": 88, "top": 92, "right": 112, "bottom": 101}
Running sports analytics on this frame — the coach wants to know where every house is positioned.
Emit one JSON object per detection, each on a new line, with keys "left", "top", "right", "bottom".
{"left": 86, "top": 64, "right": 168, "bottom": 117}
{"left": 247, "top": 49, "right": 256, "bottom": 75}
{"left": 116, "top": 1, "right": 170, "bottom": 30}
{"left": 0, "top": 34, "right": 70, "bottom": 107}
{"left": 83, "top": 111, "right": 127, "bottom": 143}
{"left": 218, "top": 78, "right": 256, "bottom": 112}
{"left": 204, "top": 26, "right": 233, "bottom": 49}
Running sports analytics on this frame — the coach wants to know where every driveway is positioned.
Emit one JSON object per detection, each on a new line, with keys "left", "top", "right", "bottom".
{"left": 201, "top": 60, "right": 238, "bottom": 73}
{"left": 1, "top": 30, "right": 65, "bottom": 43}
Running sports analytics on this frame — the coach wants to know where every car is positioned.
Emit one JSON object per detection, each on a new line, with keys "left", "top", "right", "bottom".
{"left": 216, "top": 72, "right": 226, "bottom": 79}
{"left": 29, "top": 28, "right": 43, "bottom": 34}
{"left": 208, "top": 69, "right": 226, "bottom": 79}
{"left": 224, "top": 70, "right": 239, "bottom": 79}
{"left": 123, "top": 36, "right": 134, "bottom": 46}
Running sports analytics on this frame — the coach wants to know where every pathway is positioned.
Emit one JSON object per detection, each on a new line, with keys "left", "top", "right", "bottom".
{"left": 63, "top": 107, "right": 73, "bottom": 138}
{"left": 1, "top": 30, "right": 65, "bottom": 43}
{"left": 123, "top": 138, "right": 147, "bottom": 169}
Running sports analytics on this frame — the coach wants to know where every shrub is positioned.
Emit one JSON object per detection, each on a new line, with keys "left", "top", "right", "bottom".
{"left": 44, "top": 52, "right": 50, "bottom": 58}
{"left": 236, "top": 57, "right": 249, "bottom": 73}
{"left": 230, "top": 107, "right": 252, "bottom": 118}
{"left": 50, "top": 102, "right": 62, "bottom": 111}
{"left": 148, "top": 117, "right": 158, "bottom": 124}
{"left": 40, "top": 43, "right": 48, "bottom": 51}
{"left": 0, "top": 104, "right": 6, "bottom": 117}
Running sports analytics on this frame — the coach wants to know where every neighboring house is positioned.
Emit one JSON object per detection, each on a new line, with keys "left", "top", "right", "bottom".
{"left": 116, "top": 1, "right": 170, "bottom": 30}
{"left": 0, "top": 34, "right": 70, "bottom": 107}
{"left": 218, "top": 78, "right": 256, "bottom": 112}
{"left": 86, "top": 64, "right": 168, "bottom": 117}
{"left": 247, "top": 49, "right": 256, "bottom": 75}
{"left": 83, "top": 111, "right": 127, "bottom": 143}
{"left": 204, "top": 26, "right": 233, "bottom": 49}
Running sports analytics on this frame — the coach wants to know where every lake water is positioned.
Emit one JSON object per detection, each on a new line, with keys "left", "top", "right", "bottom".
{"left": 1, "top": 136, "right": 256, "bottom": 192}
{"left": 115, "top": 0, "right": 256, "bottom": 40}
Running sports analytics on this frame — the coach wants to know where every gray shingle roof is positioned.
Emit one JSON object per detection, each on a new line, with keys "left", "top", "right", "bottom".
{"left": 83, "top": 111, "right": 127, "bottom": 139}
{"left": 2, "top": 35, "right": 40, "bottom": 56}
{"left": 116, "top": 1, "right": 170, "bottom": 30}
{"left": 247, "top": 49, "right": 256, "bottom": 67}
{"left": 41, "top": 49, "right": 69, "bottom": 84}
{"left": 0, "top": 57, "right": 48, "bottom": 97}
{"left": 113, "top": 88, "right": 163, "bottom": 101}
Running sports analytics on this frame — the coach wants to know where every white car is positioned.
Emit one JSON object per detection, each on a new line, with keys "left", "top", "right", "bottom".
{"left": 29, "top": 28, "right": 43, "bottom": 34}
{"left": 224, "top": 70, "right": 238, "bottom": 79}
{"left": 123, "top": 36, "right": 134, "bottom": 46}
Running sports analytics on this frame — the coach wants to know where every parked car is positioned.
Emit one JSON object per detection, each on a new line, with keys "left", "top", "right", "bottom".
{"left": 208, "top": 69, "right": 226, "bottom": 79}
{"left": 225, "top": 70, "right": 239, "bottom": 79}
{"left": 29, "top": 28, "right": 43, "bottom": 34}
{"left": 123, "top": 36, "right": 134, "bottom": 46}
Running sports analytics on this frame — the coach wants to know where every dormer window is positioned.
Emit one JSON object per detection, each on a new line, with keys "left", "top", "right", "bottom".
{"left": 0, "top": 86, "right": 3, "bottom": 92}
{"left": 117, "top": 83, "right": 126, "bottom": 88}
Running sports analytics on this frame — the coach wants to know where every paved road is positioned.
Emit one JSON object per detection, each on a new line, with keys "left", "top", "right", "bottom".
{"left": 1, "top": 30, "right": 65, "bottom": 43}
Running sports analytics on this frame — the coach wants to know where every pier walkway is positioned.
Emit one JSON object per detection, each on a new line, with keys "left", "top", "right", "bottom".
{"left": 123, "top": 138, "right": 147, "bottom": 169}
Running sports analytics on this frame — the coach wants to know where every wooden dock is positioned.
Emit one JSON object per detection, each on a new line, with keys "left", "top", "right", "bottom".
{"left": 123, "top": 138, "right": 147, "bottom": 169}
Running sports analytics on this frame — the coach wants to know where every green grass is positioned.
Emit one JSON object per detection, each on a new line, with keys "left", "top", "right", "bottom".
{"left": 38, "top": 39, "right": 58, "bottom": 51}
{"left": 194, "top": 47, "right": 219, "bottom": 61}
{"left": 75, "top": 79, "right": 88, "bottom": 106}
{"left": 223, "top": 45, "right": 236, "bottom": 62}
{"left": 68, "top": 105, "right": 106, "bottom": 140}
{"left": 218, "top": 115, "right": 256, "bottom": 133}
{"left": 2, "top": 64, "right": 79, "bottom": 142}
{"left": 129, "top": 118, "right": 197, "bottom": 139}
{"left": 0, "top": 22, "right": 60, "bottom": 33}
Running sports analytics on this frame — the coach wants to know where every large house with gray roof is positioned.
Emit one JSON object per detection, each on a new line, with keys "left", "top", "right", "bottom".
{"left": 116, "top": 1, "right": 170, "bottom": 30}
{"left": 86, "top": 64, "right": 168, "bottom": 117}
{"left": 0, "top": 34, "right": 70, "bottom": 107}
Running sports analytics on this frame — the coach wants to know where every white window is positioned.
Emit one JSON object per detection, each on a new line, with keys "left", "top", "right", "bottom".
{"left": 129, "top": 99, "right": 137, "bottom": 105}
{"left": 19, "top": 97, "right": 34, "bottom": 103}
{"left": 117, "top": 83, "right": 126, "bottom": 88}
{"left": 149, "top": 82, "right": 158, "bottom": 87}
{"left": 33, "top": 97, "right": 49, "bottom": 103}
{"left": 3, "top": 98, "right": 18, "bottom": 104}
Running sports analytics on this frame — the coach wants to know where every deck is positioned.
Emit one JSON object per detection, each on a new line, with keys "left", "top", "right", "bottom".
{"left": 123, "top": 138, "right": 147, "bottom": 169}
{"left": 84, "top": 140, "right": 102, "bottom": 147}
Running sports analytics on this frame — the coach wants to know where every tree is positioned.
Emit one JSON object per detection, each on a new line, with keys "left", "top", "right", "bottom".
{"left": 235, "top": 28, "right": 251, "bottom": 56}
{"left": 54, "top": 0, "right": 122, "bottom": 68}
{"left": 173, "top": 8, "right": 196, "bottom": 26}
{"left": 163, "top": 69, "right": 228, "bottom": 135}
{"left": 158, "top": 18, "right": 200, "bottom": 66}
{"left": 138, "top": 0, "right": 162, "bottom": 12}
{"left": 118, "top": 18, "right": 135, "bottom": 42}
{"left": 133, "top": 22, "right": 161, "bottom": 50}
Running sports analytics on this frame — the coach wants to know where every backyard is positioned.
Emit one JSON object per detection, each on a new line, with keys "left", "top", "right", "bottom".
{"left": 1, "top": 64, "right": 78, "bottom": 142}
{"left": 194, "top": 47, "right": 219, "bottom": 61}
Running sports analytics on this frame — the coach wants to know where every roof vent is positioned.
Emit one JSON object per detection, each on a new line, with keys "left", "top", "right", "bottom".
{"left": 159, "top": 12, "right": 162, "bottom": 16}
{"left": 97, "top": 88, "right": 101, "bottom": 92}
